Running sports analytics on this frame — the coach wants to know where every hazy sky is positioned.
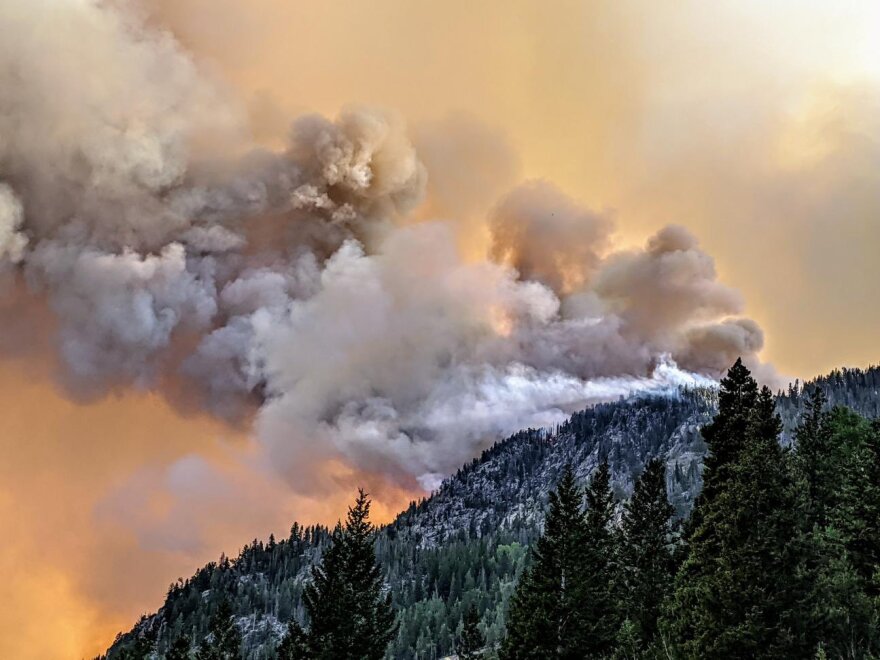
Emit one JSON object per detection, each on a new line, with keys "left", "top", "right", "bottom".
{"left": 151, "top": 0, "right": 880, "bottom": 376}
{"left": 2, "top": 1, "right": 879, "bottom": 657}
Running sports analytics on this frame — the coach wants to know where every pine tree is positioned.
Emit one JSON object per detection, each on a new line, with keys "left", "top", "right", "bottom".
{"left": 276, "top": 620, "right": 309, "bottom": 660}
{"left": 795, "top": 405, "right": 880, "bottom": 654}
{"left": 792, "top": 387, "right": 834, "bottom": 526}
{"left": 835, "top": 416, "right": 880, "bottom": 595}
{"left": 501, "top": 466, "right": 589, "bottom": 659}
{"left": 458, "top": 603, "right": 484, "bottom": 659}
{"left": 282, "top": 489, "right": 396, "bottom": 660}
{"left": 617, "top": 458, "right": 674, "bottom": 648}
{"left": 803, "top": 525, "right": 876, "bottom": 657}
{"left": 166, "top": 635, "right": 192, "bottom": 660}
{"left": 697, "top": 357, "right": 758, "bottom": 504}
{"left": 196, "top": 599, "right": 241, "bottom": 660}
{"left": 578, "top": 461, "right": 620, "bottom": 657}
{"left": 663, "top": 367, "right": 809, "bottom": 657}
{"left": 610, "top": 619, "right": 640, "bottom": 660}
{"left": 301, "top": 522, "right": 349, "bottom": 655}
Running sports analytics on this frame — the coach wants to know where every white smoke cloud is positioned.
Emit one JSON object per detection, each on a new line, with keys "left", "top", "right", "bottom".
{"left": 0, "top": 0, "right": 772, "bottom": 495}
{"left": 25, "top": 242, "right": 217, "bottom": 393}
{"left": 0, "top": 184, "right": 27, "bottom": 265}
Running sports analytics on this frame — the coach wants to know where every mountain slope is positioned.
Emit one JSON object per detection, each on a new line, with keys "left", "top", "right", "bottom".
{"left": 106, "top": 365, "right": 880, "bottom": 659}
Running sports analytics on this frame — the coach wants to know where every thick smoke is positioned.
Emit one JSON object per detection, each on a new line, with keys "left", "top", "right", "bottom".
{"left": 0, "top": 0, "right": 772, "bottom": 492}
{"left": 0, "top": 184, "right": 27, "bottom": 273}
{"left": 490, "top": 180, "right": 613, "bottom": 293}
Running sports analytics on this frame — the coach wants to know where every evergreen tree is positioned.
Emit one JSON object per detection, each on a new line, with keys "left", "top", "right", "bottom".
{"left": 836, "top": 416, "right": 880, "bottom": 595}
{"left": 579, "top": 461, "right": 620, "bottom": 657}
{"left": 663, "top": 369, "right": 809, "bottom": 657}
{"left": 457, "top": 603, "right": 484, "bottom": 659}
{"left": 196, "top": 599, "right": 241, "bottom": 660}
{"left": 610, "top": 619, "right": 640, "bottom": 660}
{"left": 166, "top": 635, "right": 192, "bottom": 660}
{"left": 617, "top": 458, "right": 674, "bottom": 649}
{"left": 697, "top": 357, "right": 758, "bottom": 504}
{"left": 792, "top": 388, "right": 834, "bottom": 526}
{"left": 285, "top": 490, "right": 396, "bottom": 660}
{"left": 276, "top": 621, "right": 309, "bottom": 660}
{"left": 803, "top": 525, "right": 876, "bottom": 657}
{"left": 795, "top": 405, "right": 880, "bottom": 654}
{"left": 114, "top": 632, "right": 155, "bottom": 660}
{"left": 501, "top": 466, "right": 589, "bottom": 659}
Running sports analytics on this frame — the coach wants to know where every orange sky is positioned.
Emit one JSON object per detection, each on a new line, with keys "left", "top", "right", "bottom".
{"left": 0, "top": 355, "right": 412, "bottom": 658}
{"left": 3, "top": 1, "right": 880, "bottom": 657}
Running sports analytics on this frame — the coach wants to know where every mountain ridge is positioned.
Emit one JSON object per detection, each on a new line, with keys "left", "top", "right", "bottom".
{"left": 106, "top": 364, "right": 880, "bottom": 659}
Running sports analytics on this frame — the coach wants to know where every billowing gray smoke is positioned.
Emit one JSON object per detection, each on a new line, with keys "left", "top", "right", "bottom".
{"left": 0, "top": 0, "right": 772, "bottom": 491}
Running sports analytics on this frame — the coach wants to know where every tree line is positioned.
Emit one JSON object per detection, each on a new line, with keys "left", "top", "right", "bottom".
{"left": 107, "top": 359, "right": 880, "bottom": 659}
{"left": 503, "top": 359, "right": 880, "bottom": 658}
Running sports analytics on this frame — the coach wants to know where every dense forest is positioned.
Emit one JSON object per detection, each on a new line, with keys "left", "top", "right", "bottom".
{"left": 105, "top": 362, "right": 880, "bottom": 659}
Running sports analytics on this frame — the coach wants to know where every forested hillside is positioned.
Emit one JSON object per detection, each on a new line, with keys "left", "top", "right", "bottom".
{"left": 106, "top": 364, "right": 880, "bottom": 659}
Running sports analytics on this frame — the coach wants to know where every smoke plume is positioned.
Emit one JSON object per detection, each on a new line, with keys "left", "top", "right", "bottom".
{"left": 0, "top": 0, "right": 772, "bottom": 496}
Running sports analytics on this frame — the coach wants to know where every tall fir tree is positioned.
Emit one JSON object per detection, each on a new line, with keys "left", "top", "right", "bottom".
{"left": 616, "top": 458, "right": 674, "bottom": 649}
{"left": 457, "top": 603, "right": 485, "bottom": 659}
{"left": 278, "top": 490, "right": 396, "bottom": 660}
{"left": 697, "top": 357, "right": 758, "bottom": 504}
{"left": 794, "top": 405, "right": 880, "bottom": 654}
{"left": 834, "top": 416, "right": 880, "bottom": 596}
{"left": 578, "top": 461, "right": 620, "bottom": 657}
{"left": 663, "top": 367, "right": 809, "bottom": 657}
{"left": 792, "top": 387, "right": 834, "bottom": 526}
{"left": 196, "top": 599, "right": 241, "bottom": 660}
{"left": 501, "top": 466, "right": 590, "bottom": 659}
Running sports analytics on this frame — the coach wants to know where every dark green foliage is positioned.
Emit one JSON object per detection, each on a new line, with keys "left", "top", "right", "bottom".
{"left": 501, "top": 464, "right": 621, "bottom": 659}
{"left": 697, "top": 357, "right": 758, "bottom": 503}
{"left": 500, "top": 466, "right": 590, "bottom": 659}
{"left": 196, "top": 599, "right": 241, "bottom": 660}
{"left": 457, "top": 604, "right": 484, "bottom": 659}
{"left": 793, "top": 399, "right": 880, "bottom": 654}
{"left": 793, "top": 388, "right": 836, "bottom": 526}
{"left": 276, "top": 621, "right": 309, "bottom": 660}
{"left": 291, "top": 490, "right": 396, "bottom": 660}
{"left": 836, "top": 417, "right": 880, "bottom": 595}
{"left": 617, "top": 458, "right": 674, "bottom": 647}
{"left": 804, "top": 526, "right": 877, "bottom": 657}
{"left": 113, "top": 631, "right": 154, "bottom": 660}
{"left": 664, "top": 372, "right": 809, "bottom": 658}
{"left": 167, "top": 635, "right": 193, "bottom": 660}
{"left": 610, "top": 619, "right": 641, "bottom": 660}
{"left": 579, "top": 461, "right": 620, "bottom": 656}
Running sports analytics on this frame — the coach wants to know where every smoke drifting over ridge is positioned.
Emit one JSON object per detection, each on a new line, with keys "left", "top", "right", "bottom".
{"left": 0, "top": 0, "right": 770, "bottom": 492}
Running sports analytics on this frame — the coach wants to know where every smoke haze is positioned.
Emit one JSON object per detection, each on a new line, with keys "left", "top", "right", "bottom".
{"left": 1, "top": 0, "right": 879, "bottom": 656}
